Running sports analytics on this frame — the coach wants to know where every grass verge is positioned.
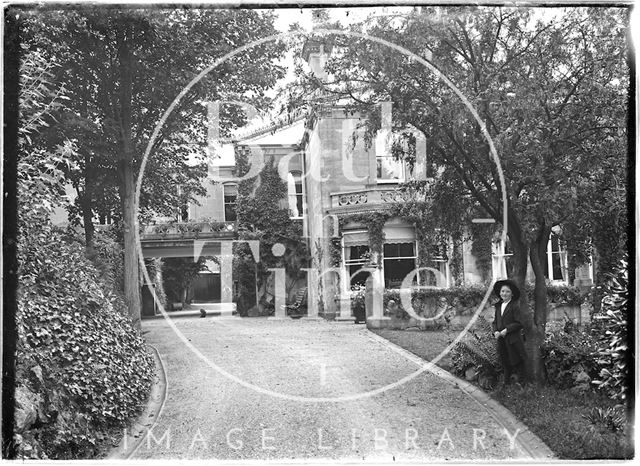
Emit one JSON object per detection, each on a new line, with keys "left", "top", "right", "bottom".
{"left": 370, "top": 328, "right": 634, "bottom": 460}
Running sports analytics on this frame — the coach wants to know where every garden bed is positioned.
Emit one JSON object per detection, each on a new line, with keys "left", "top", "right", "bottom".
{"left": 370, "top": 328, "right": 633, "bottom": 460}
{"left": 493, "top": 384, "right": 633, "bottom": 459}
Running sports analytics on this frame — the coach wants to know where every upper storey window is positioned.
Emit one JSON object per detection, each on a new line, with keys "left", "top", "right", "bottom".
{"left": 375, "top": 129, "right": 405, "bottom": 183}
{"left": 223, "top": 184, "right": 237, "bottom": 222}
{"left": 287, "top": 171, "right": 305, "bottom": 219}
{"left": 376, "top": 154, "right": 405, "bottom": 182}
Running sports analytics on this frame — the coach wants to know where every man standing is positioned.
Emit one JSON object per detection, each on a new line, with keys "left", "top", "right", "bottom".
{"left": 492, "top": 279, "right": 528, "bottom": 385}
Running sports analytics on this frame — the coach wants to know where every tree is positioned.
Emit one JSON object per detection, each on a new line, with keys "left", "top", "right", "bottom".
{"left": 291, "top": 6, "right": 629, "bottom": 378}
{"left": 12, "top": 42, "right": 155, "bottom": 459}
{"left": 21, "top": 7, "right": 286, "bottom": 326}
{"left": 161, "top": 257, "right": 209, "bottom": 308}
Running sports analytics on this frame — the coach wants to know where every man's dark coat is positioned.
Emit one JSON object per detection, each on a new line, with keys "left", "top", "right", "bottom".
{"left": 492, "top": 299, "right": 527, "bottom": 367}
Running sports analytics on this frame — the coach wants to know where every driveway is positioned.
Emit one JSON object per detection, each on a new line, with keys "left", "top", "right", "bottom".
{"left": 131, "top": 317, "right": 544, "bottom": 461}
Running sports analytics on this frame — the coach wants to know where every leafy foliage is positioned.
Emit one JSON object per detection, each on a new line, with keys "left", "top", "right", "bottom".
{"left": 234, "top": 154, "right": 310, "bottom": 315}
{"left": 85, "top": 228, "right": 126, "bottom": 297}
{"left": 591, "top": 257, "right": 629, "bottom": 401}
{"left": 541, "top": 284, "right": 588, "bottom": 307}
{"left": 289, "top": 7, "right": 630, "bottom": 372}
{"left": 363, "top": 285, "right": 584, "bottom": 320}
{"left": 15, "top": 46, "right": 154, "bottom": 459}
{"left": 21, "top": 8, "right": 287, "bottom": 320}
{"left": 162, "top": 257, "right": 209, "bottom": 306}
{"left": 450, "top": 316, "right": 501, "bottom": 389}
{"left": 494, "top": 384, "right": 633, "bottom": 459}
{"left": 470, "top": 223, "right": 493, "bottom": 282}
{"left": 16, "top": 233, "right": 154, "bottom": 458}
{"left": 380, "top": 286, "right": 488, "bottom": 319}
{"left": 583, "top": 406, "right": 625, "bottom": 432}
{"left": 541, "top": 326, "right": 599, "bottom": 389}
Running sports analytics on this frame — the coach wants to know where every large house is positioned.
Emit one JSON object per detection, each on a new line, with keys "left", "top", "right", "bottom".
{"left": 140, "top": 38, "right": 594, "bottom": 316}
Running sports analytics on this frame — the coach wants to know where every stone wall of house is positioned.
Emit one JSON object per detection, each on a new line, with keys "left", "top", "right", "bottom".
{"left": 189, "top": 165, "right": 236, "bottom": 221}
{"left": 307, "top": 108, "right": 376, "bottom": 317}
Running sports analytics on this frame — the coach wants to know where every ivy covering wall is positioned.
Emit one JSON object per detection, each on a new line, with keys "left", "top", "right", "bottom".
{"left": 233, "top": 148, "right": 310, "bottom": 315}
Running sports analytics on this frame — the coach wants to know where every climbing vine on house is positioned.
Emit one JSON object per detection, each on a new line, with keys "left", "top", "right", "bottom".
{"left": 233, "top": 148, "right": 310, "bottom": 315}
{"left": 470, "top": 222, "right": 494, "bottom": 282}
{"left": 338, "top": 211, "right": 389, "bottom": 262}
{"left": 335, "top": 203, "right": 454, "bottom": 286}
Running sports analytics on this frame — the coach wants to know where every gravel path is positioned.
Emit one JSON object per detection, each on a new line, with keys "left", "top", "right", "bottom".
{"left": 132, "top": 317, "right": 535, "bottom": 461}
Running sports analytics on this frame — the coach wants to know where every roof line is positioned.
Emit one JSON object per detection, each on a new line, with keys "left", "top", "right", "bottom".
{"left": 221, "top": 108, "right": 308, "bottom": 144}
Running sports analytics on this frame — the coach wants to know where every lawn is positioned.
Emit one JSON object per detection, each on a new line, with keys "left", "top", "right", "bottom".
{"left": 370, "top": 328, "right": 634, "bottom": 460}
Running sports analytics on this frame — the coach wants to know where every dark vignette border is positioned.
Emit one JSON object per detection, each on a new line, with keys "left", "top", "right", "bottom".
{"left": 2, "top": 7, "right": 20, "bottom": 460}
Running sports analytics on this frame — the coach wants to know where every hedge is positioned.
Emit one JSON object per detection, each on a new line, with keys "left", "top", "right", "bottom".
{"left": 350, "top": 284, "right": 589, "bottom": 318}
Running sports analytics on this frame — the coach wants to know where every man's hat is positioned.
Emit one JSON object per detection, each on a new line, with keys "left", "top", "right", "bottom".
{"left": 493, "top": 279, "right": 521, "bottom": 300}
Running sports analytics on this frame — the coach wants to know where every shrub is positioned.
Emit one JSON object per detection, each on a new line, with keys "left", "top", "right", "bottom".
{"left": 15, "top": 112, "right": 154, "bottom": 457}
{"left": 349, "top": 284, "right": 588, "bottom": 322}
{"left": 367, "top": 286, "right": 488, "bottom": 319}
{"left": 541, "top": 326, "right": 599, "bottom": 389}
{"left": 90, "top": 228, "right": 126, "bottom": 297}
{"left": 591, "top": 257, "right": 629, "bottom": 401}
{"left": 583, "top": 406, "right": 625, "bottom": 432}
{"left": 450, "top": 316, "right": 501, "bottom": 389}
{"left": 351, "top": 290, "right": 366, "bottom": 318}
{"left": 542, "top": 284, "right": 587, "bottom": 306}
{"left": 15, "top": 225, "right": 155, "bottom": 459}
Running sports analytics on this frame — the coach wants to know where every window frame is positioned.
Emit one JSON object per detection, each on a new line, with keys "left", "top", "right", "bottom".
{"left": 222, "top": 183, "right": 238, "bottom": 222}
{"left": 341, "top": 231, "right": 372, "bottom": 291}
{"left": 375, "top": 154, "right": 406, "bottom": 184}
{"left": 287, "top": 171, "right": 305, "bottom": 219}
{"left": 492, "top": 237, "right": 514, "bottom": 279}
{"left": 546, "top": 231, "right": 568, "bottom": 284}
{"left": 382, "top": 241, "right": 418, "bottom": 289}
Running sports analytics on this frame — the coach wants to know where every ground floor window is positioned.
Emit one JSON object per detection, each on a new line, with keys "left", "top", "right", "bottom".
{"left": 492, "top": 232, "right": 569, "bottom": 284}
{"left": 545, "top": 232, "right": 568, "bottom": 283}
{"left": 492, "top": 237, "right": 514, "bottom": 279}
{"left": 383, "top": 242, "right": 417, "bottom": 288}
{"left": 345, "top": 244, "right": 371, "bottom": 289}
{"left": 422, "top": 258, "right": 449, "bottom": 287}
{"left": 341, "top": 224, "right": 452, "bottom": 290}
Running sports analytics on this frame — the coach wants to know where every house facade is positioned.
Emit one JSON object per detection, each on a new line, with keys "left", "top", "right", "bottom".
{"left": 143, "top": 38, "right": 594, "bottom": 313}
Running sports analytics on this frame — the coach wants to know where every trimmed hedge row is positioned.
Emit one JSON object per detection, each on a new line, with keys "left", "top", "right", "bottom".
{"left": 350, "top": 284, "right": 588, "bottom": 319}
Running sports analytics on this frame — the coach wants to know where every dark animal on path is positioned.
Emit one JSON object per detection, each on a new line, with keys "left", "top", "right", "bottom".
{"left": 200, "top": 309, "right": 207, "bottom": 318}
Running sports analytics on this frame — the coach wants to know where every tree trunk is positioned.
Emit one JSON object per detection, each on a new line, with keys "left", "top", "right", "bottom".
{"left": 120, "top": 161, "right": 141, "bottom": 327}
{"left": 181, "top": 287, "right": 188, "bottom": 309}
{"left": 528, "top": 227, "right": 552, "bottom": 383}
{"left": 117, "top": 26, "right": 141, "bottom": 328}
{"left": 450, "top": 232, "right": 464, "bottom": 286}
{"left": 80, "top": 78, "right": 95, "bottom": 252}
{"left": 506, "top": 213, "right": 529, "bottom": 311}
{"left": 506, "top": 213, "right": 545, "bottom": 384}
{"left": 80, "top": 189, "right": 95, "bottom": 252}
